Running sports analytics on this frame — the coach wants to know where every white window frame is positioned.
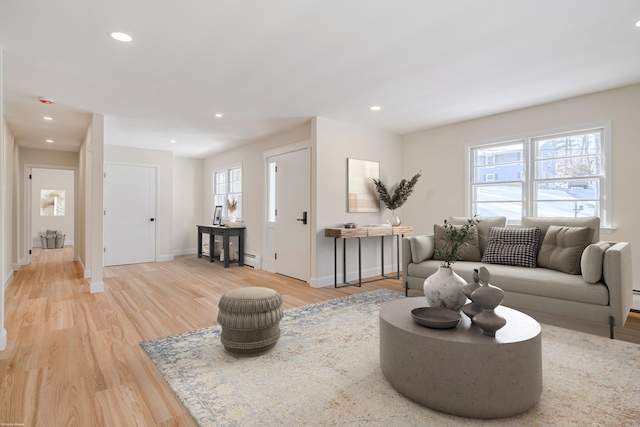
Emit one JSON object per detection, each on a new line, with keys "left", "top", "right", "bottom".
{"left": 212, "top": 164, "right": 242, "bottom": 221}
{"left": 465, "top": 122, "right": 612, "bottom": 228}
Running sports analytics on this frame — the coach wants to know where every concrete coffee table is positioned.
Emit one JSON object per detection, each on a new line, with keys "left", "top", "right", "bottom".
{"left": 380, "top": 298, "right": 542, "bottom": 419}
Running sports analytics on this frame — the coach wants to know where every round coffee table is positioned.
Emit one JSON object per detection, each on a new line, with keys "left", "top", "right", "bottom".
{"left": 380, "top": 298, "right": 542, "bottom": 419}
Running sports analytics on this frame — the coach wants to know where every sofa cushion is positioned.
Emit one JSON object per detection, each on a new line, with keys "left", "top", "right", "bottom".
{"left": 481, "top": 227, "right": 540, "bottom": 268}
{"left": 410, "top": 235, "right": 434, "bottom": 264}
{"left": 407, "top": 260, "right": 609, "bottom": 306}
{"left": 521, "top": 217, "right": 600, "bottom": 246}
{"left": 537, "top": 226, "right": 594, "bottom": 275}
{"left": 433, "top": 224, "right": 481, "bottom": 262}
{"left": 581, "top": 241, "right": 611, "bottom": 284}
{"left": 449, "top": 216, "right": 506, "bottom": 254}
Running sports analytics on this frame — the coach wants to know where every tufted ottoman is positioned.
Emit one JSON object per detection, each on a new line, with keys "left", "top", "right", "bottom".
{"left": 217, "top": 287, "right": 283, "bottom": 355}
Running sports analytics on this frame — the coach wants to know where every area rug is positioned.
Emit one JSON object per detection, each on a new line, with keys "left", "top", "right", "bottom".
{"left": 141, "top": 289, "right": 640, "bottom": 426}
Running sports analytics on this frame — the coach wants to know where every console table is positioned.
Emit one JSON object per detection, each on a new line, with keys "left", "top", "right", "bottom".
{"left": 324, "top": 225, "right": 412, "bottom": 287}
{"left": 379, "top": 298, "right": 542, "bottom": 418}
{"left": 197, "top": 225, "right": 245, "bottom": 268}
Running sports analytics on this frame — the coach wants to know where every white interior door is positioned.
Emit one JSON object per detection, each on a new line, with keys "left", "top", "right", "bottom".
{"left": 274, "top": 148, "right": 311, "bottom": 281}
{"left": 104, "top": 164, "right": 156, "bottom": 266}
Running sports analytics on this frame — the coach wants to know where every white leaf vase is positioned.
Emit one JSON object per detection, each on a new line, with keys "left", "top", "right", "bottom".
{"left": 423, "top": 266, "right": 467, "bottom": 312}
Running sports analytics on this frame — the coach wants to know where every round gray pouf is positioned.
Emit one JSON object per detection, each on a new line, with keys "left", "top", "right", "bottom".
{"left": 217, "top": 287, "right": 283, "bottom": 356}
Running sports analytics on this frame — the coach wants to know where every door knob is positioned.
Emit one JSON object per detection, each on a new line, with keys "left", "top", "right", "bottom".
{"left": 150, "top": 218, "right": 155, "bottom": 222}
{"left": 296, "top": 211, "right": 307, "bottom": 225}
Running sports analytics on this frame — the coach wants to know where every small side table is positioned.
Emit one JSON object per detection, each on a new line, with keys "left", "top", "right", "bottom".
{"left": 197, "top": 225, "right": 245, "bottom": 268}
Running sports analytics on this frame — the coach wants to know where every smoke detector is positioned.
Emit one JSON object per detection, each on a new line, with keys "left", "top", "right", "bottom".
{"left": 39, "top": 97, "right": 54, "bottom": 105}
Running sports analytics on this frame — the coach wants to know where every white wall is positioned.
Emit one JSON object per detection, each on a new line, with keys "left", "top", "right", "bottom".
{"left": 401, "top": 83, "right": 640, "bottom": 291}
{"left": 314, "top": 117, "right": 404, "bottom": 286}
{"left": 203, "top": 122, "right": 313, "bottom": 262}
{"left": 87, "top": 114, "right": 105, "bottom": 293}
{"left": 2, "top": 118, "right": 12, "bottom": 288}
{"left": 31, "top": 169, "right": 74, "bottom": 247}
{"left": 172, "top": 157, "right": 204, "bottom": 255}
{"left": 104, "top": 145, "right": 174, "bottom": 262}
{"left": 0, "top": 46, "right": 8, "bottom": 349}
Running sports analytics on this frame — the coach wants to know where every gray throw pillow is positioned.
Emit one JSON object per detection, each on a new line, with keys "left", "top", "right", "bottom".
{"left": 581, "top": 241, "right": 611, "bottom": 283}
{"left": 433, "top": 224, "right": 481, "bottom": 262}
{"left": 481, "top": 227, "right": 540, "bottom": 268}
{"left": 537, "top": 225, "right": 594, "bottom": 275}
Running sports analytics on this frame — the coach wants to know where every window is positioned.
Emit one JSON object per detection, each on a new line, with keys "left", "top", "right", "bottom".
{"left": 467, "top": 124, "right": 610, "bottom": 226}
{"left": 213, "top": 165, "right": 242, "bottom": 220}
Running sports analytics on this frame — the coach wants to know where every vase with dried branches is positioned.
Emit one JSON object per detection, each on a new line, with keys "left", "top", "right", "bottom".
{"left": 226, "top": 196, "right": 238, "bottom": 223}
{"left": 372, "top": 171, "right": 421, "bottom": 225}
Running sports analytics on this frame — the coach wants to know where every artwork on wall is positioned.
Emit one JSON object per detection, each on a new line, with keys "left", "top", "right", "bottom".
{"left": 347, "top": 158, "right": 380, "bottom": 212}
{"left": 40, "top": 190, "right": 66, "bottom": 216}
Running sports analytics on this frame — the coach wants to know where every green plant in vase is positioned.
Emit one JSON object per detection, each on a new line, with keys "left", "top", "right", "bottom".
{"left": 434, "top": 217, "right": 481, "bottom": 267}
{"left": 425, "top": 216, "right": 481, "bottom": 312}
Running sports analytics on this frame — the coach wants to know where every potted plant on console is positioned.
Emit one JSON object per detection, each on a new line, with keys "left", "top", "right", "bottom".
{"left": 424, "top": 217, "right": 481, "bottom": 312}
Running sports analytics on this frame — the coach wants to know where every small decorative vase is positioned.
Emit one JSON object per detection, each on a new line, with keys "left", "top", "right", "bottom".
{"left": 471, "top": 267, "right": 506, "bottom": 337}
{"left": 229, "top": 210, "right": 237, "bottom": 224}
{"left": 423, "top": 266, "right": 467, "bottom": 312}
{"left": 387, "top": 209, "right": 401, "bottom": 226}
{"left": 462, "top": 269, "right": 482, "bottom": 321}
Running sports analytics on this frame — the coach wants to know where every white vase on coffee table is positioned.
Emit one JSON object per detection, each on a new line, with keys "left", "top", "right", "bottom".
{"left": 423, "top": 266, "right": 467, "bottom": 312}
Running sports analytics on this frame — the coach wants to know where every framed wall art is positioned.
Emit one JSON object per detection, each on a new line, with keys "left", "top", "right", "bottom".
{"left": 213, "top": 205, "right": 223, "bottom": 225}
{"left": 347, "top": 158, "right": 380, "bottom": 212}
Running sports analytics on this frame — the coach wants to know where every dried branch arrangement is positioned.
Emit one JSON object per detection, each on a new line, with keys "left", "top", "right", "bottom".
{"left": 373, "top": 171, "right": 421, "bottom": 210}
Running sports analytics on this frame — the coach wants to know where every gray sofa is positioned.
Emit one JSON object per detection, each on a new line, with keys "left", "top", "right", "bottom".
{"left": 402, "top": 216, "right": 633, "bottom": 338}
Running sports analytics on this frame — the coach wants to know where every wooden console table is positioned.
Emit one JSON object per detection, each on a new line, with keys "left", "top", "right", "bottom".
{"left": 197, "top": 225, "right": 245, "bottom": 268}
{"left": 324, "top": 225, "right": 413, "bottom": 288}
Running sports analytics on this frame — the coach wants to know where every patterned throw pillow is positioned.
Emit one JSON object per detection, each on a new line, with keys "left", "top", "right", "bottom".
{"left": 481, "top": 227, "right": 541, "bottom": 268}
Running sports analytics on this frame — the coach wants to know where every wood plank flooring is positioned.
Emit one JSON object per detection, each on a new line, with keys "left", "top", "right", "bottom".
{"left": 1, "top": 247, "right": 638, "bottom": 426}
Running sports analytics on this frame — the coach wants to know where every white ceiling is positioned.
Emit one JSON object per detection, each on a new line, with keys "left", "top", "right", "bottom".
{"left": 1, "top": 0, "right": 640, "bottom": 158}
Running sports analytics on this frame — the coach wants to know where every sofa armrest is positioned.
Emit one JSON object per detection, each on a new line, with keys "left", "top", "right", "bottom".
{"left": 603, "top": 242, "right": 633, "bottom": 327}
{"left": 402, "top": 237, "right": 412, "bottom": 291}
{"left": 402, "top": 235, "right": 435, "bottom": 290}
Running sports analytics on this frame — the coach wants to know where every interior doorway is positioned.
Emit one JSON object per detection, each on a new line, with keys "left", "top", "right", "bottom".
{"left": 28, "top": 167, "right": 76, "bottom": 263}
{"left": 265, "top": 143, "right": 311, "bottom": 282}
{"left": 104, "top": 163, "right": 157, "bottom": 266}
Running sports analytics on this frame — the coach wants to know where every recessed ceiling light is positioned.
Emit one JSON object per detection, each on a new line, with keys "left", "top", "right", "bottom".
{"left": 45, "top": 139, "right": 54, "bottom": 143}
{"left": 215, "top": 113, "right": 223, "bottom": 118}
{"left": 370, "top": 105, "right": 382, "bottom": 111}
{"left": 109, "top": 31, "right": 133, "bottom": 42}
{"left": 170, "top": 140, "right": 177, "bottom": 143}
{"left": 636, "top": 19, "right": 640, "bottom": 27}
{"left": 43, "top": 116, "right": 53, "bottom": 121}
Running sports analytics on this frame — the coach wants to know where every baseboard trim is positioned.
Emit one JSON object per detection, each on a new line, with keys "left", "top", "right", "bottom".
{"left": 173, "top": 248, "right": 197, "bottom": 256}
{"left": 0, "top": 328, "right": 7, "bottom": 351}
{"left": 90, "top": 281, "right": 104, "bottom": 293}
{"left": 314, "top": 264, "right": 402, "bottom": 288}
{"left": 632, "top": 292, "right": 640, "bottom": 311}
{"left": 157, "top": 254, "right": 175, "bottom": 262}
{"left": 3, "top": 271, "right": 13, "bottom": 291}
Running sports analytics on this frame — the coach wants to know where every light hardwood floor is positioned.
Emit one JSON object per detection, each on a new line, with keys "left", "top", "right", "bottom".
{"left": 1, "top": 247, "right": 638, "bottom": 426}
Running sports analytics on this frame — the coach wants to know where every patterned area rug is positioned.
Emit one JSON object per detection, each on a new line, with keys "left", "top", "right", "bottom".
{"left": 141, "top": 289, "right": 640, "bottom": 426}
